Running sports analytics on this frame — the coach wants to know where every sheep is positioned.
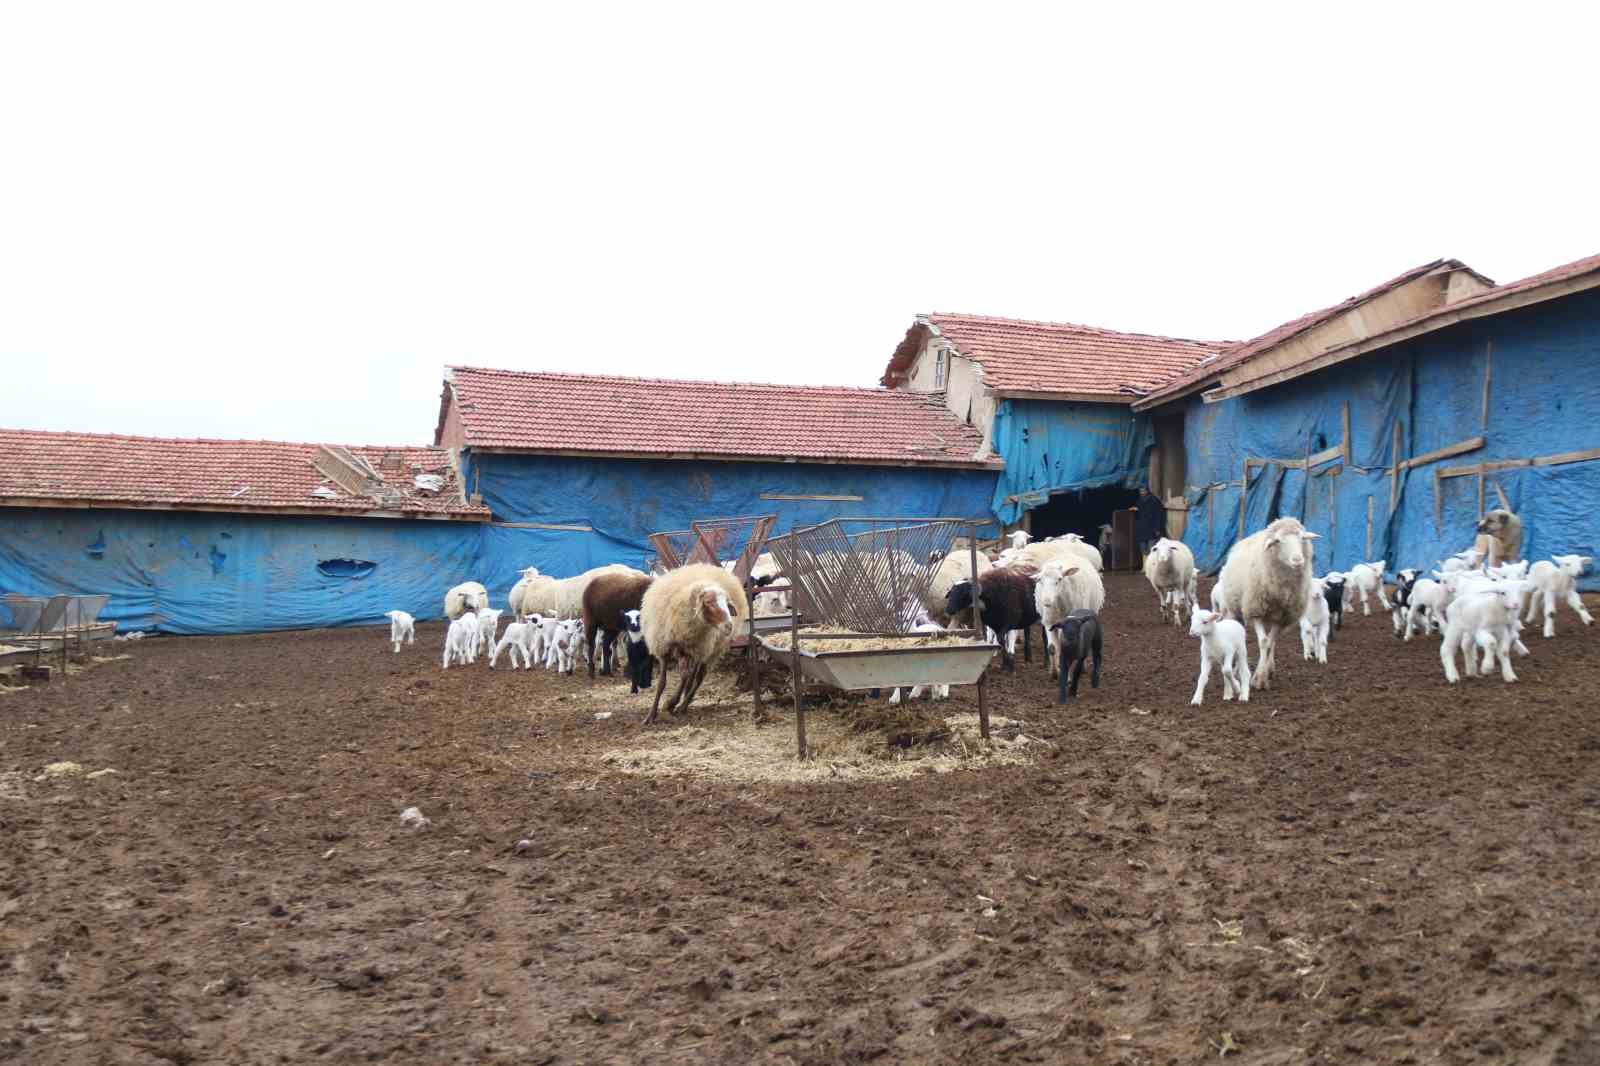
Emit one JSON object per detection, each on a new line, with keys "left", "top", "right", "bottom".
{"left": 1438, "top": 548, "right": 1485, "bottom": 575}
{"left": 384, "top": 610, "right": 415, "bottom": 653}
{"left": 442, "top": 613, "right": 478, "bottom": 669}
{"left": 1142, "top": 537, "right": 1196, "bottom": 626}
{"left": 1012, "top": 537, "right": 1099, "bottom": 575}
{"left": 489, "top": 621, "right": 539, "bottom": 669}
{"left": 1034, "top": 560, "right": 1107, "bottom": 680}
{"left": 1188, "top": 604, "right": 1250, "bottom": 706}
{"left": 1439, "top": 570, "right": 1533, "bottom": 659}
{"left": 639, "top": 563, "right": 748, "bottom": 724}
{"left": 1524, "top": 554, "right": 1594, "bottom": 637}
{"left": 1441, "top": 585, "right": 1523, "bottom": 683}
{"left": 889, "top": 621, "right": 952, "bottom": 704}
{"left": 621, "top": 609, "right": 654, "bottom": 694}
{"left": 583, "top": 572, "right": 654, "bottom": 678}
{"left": 1058, "top": 533, "right": 1105, "bottom": 572}
{"left": 1299, "top": 577, "right": 1330, "bottom": 663}
{"left": 444, "top": 581, "right": 489, "bottom": 620}
{"left": 921, "top": 549, "right": 994, "bottom": 623}
{"left": 1474, "top": 508, "right": 1523, "bottom": 567}
{"left": 1388, "top": 569, "right": 1420, "bottom": 636}
{"left": 1322, "top": 572, "right": 1346, "bottom": 631}
{"left": 519, "top": 564, "right": 648, "bottom": 621}
{"left": 543, "top": 618, "right": 584, "bottom": 674}
{"left": 750, "top": 553, "right": 787, "bottom": 615}
{"left": 1214, "top": 516, "right": 1319, "bottom": 689}
{"left": 1051, "top": 609, "right": 1103, "bottom": 702}
{"left": 535, "top": 615, "right": 565, "bottom": 669}
{"left": 472, "top": 607, "right": 504, "bottom": 659}
{"left": 1402, "top": 578, "right": 1448, "bottom": 640}
{"left": 508, "top": 567, "right": 557, "bottom": 620}
{"left": 1345, "top": 561, "right": 1389, "bottom": 615}
{"left": 1007, "top": 530, "right": 1032, "bottom": 551}
{"left": 946, "top": 568, "right": 1040, "bottom": 672}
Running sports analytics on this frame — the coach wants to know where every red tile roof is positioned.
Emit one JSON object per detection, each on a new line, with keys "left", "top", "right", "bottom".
{"left": 1138, "top": 258, "right": 1495, "bottom": 407}
{"left": 882, "top": 313, "right": 1225, "bottom": 399}
{"left": 438, "top": 366, "right": 1000, "bottom": 469}
{"left": 0, "top": 429, "right": 487, "bottom": 519}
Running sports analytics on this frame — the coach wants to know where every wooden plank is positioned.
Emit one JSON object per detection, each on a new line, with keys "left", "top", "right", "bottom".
{"left": 1434, "top": 467, "right": 1442, "bottom": 527}
{"left": 1307, "top": 444, "right": 1344, "bottom": 467}
{"left": 1390, "top": 421, "right": 1403, "bottom": 512}
{"left": 1532, "top": 447, "right": 1600, "bottom": 467}
{"left": 1477, "top": 465, "right": 1486, "bottom": 516}
{"left": 1481, "top": 341, "right": 1492, "bottom": 431}
{"left": 759, "top": 492, "right": 864, "bottom": 502}
{"left": 1440, "top": 459, "right": 1533, "bottom": 478}
{"left": 1240, "top": 460, "right": 1250, "bottom": 532}
{"left": 1330, "top": 469, "right": 1338, "bottom": 558}
{"left": 1365, "top": 496, "right": 1374, "bottom": 559}
{"left": 1401, "top": 436, "right": 1486, "bottom": 471}
{"left": 1342, "top": 403, "right": 1352, "bottom": 466}
{"left": 1207, "top": 487, "right": 1214, "bottom": 544}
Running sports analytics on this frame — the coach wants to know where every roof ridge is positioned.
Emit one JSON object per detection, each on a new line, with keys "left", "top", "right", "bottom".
{"left": 449, "top": 365, "right": 899, "bottom": 394}
{"left": 0, "top": 426, "right": 447, "bottom": 453}
{"left": 924, "top": 312, "right": 1227, "bottom": 350}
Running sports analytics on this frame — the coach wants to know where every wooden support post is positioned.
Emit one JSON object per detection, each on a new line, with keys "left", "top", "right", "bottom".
{"left": 969, "top": 527, "right": 989, "bottom": 740}
{"left": 1477, "top": 463, "right": 1486, "bottom": 517}
{"left": 1342, "top": 402, "right": 1352, "bottom": 466}
{"left": 1434, "top": 467, "right": 1443, "bottom": 528}
{"left": 1207, "top": 488, "right": 1214, "bottom": 546}
{"left": 1365, "top": 496, "right": 1374, "bottom": 559}
{"left": 1482, "top": 341, "right": 1492, "bottom": 432}
{"left": 1240, "top": 460, "right": 1251, "bottom": 532}
{"left": 1390, "top": 421, "right": 1403, "bottom": 513}
{"left": 1329, "top": 470, "right": 1338, "bottom": 559}
{"left": 790, "top": 600, "right": 805, "bottom": 759}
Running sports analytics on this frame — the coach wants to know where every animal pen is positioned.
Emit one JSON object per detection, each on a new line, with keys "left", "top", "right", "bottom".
{"left": 761, "top": 517, "right": 999, "bottom": 758}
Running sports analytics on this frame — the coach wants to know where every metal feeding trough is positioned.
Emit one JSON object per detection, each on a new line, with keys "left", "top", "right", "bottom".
{"left": 762, "top": 515, "right": 998, "bottom": 757}
{"left": 758, "top": 636, "right": 996, "bottom": 692}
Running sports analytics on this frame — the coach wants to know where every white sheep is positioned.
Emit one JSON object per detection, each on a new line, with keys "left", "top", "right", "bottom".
{"left": 444, "top": 581, "right": 489, "bottom": 620}
{"left": 889, "top": 621, "right": 952, "bottom": 704}
{"left": 750, "top": 552, "right": 787, "bottom": 615}
{"left": 1434, "top": 569, "right": 1532, "bottom": 658}
{"left": 384, "top": 610, "right": 415, "bottom": 653}
{"left": 489, "top": 621, "right": 539, "bottom": 669}
{"left": 1403, "top": 578, "right": 1449, "bottom": 640}
{"left": 1058, "top": 533, "right": 1105, "bottom": 572}
{"left": 508, "top": 567, "right": 556, "bottom": 620}
{"left": 1438, "top": 548, "right": 1485, "bottom": 575}
{"left": 1299, "top": 577, "right": 1330, "bottom": 663}
{"left": 1142, "top": 537, "right": 1196, "bottom": 625}
{"left": 1007, "top": 530, "right": 1032, "bottom": 551}
{"left": 1345, "top": 561, "right": 1389, "bottom": 615}
{"left": 1034, "top": 559, "right": 1106, "bottom": 680}
{"left": 1441, "top": 585, "right": 1523, "bottom": 683}
{"left": 534, "top": 615, "right": 564, "bottom": 669}
{"left": 1214, "top": 517, "right": 1319, "bottom": 689}
{"left": 442, "top": 613, "right": 478, "bottom": 668}
{"left": 1189, "top": 605, "right": 1249, "bottom": 705}
{"left": 639, "top": 563, "right": 748, "bottom": 724}
{"left": 1524, "top": 554, "right": 1594, "bottom": 637}
{"left": 922, "top": 549, "right": 994, "bottom": 623}
{"left": 543, "top": 618, "right": 584, "bottom": 674}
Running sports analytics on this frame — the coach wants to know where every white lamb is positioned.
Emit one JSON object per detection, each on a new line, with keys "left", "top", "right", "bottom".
{"left": 1034, "top": 559, "right": 1106, "bottom": 680}
{"left": 1299, "top": 577, "right": 1330, "bottom": 663}
{"left": 543, "top": 618, "right": 584, "bottom": 674}
{"left": 889, "top": 621, "right": 952, "bottom": 704}
{"left": 1142, "top": 537, "right": 1196, "bottom": 626}
{"left": 639, "top": 563, "right": 748, "bottom": 723}
{"left": 1403, "top": 578, "right": 1449, "bottom": 640}
{"left": 490, "top": 621, "right": 538, "bottom": 669}
{"left": 534, "top": 615, "right": 564, "bottom": 669}
{"left": 1438, "top": 548, "right": 1485, "bottom": 575}
{"left": 1189, "top": 605, "right": 1250, "bottom": 706}
{"left": 1440, "top": 585, "right": 1523, "bottom": 683}
{"left": 1524, "top": 554, "right": 1594, "bottom": 638}
{"left": 384, "top": 610, "right": 415, "bottom": 653}
{"left": 444, "top": 581, "right": 489, "bottom": 620}
{"left": 472, "top": 607, "right": 504, "bottom": 658}
{"left": 1345, "top": 561, "right": 1389, "bottom": 615}
{"left": 1213, "top": 516, "right": 1318, "bottom": 689}
{"left": 442, "top": 613, "right": 478, "bottom": 668}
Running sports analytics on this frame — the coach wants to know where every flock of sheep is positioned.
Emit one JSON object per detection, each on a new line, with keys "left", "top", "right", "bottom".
{"left": 376, "top": 504, "right": 1590, "bottom": 724}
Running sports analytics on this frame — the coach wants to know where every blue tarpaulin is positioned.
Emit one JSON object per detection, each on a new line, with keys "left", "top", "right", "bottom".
{"left": 989, "top": 399, "right": 1153, "bottom": 525}
{"left": 1180, "top": 286, "right": 1600, "bottom": 588}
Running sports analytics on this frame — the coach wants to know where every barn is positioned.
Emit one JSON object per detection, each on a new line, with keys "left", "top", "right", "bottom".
{"left": 0, "top": 430, "right": 489, "bottom": 633}
{"left": 1129, "top": 252, "right": 1600, "bottom": 584}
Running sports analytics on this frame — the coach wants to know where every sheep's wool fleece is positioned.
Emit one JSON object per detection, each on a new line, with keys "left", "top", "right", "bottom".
{"left": 509, "top": 573, "right": 559, "bottom": 618}
{"left": 444, "top": 582, "right": 489, "bottom": 620}
{"left": 640, "top": 564, "right": 749, "bottom": 668}
{"left": 923, "top": 552, "right": 994, "bottom": 618}
{"left": 1036, "top": 559, "right": 1106, "bottom": 617}
{"left": 1217, "top": 518, "right": 1314, "bottom": 629}
{"left": 1143, "top": 540, "right": 1195, "bottom": 590}
{"left": 1012, "top": 539, "right": 1097, "bottom": 574}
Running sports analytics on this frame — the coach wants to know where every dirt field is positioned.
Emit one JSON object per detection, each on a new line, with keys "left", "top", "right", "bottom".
{"left": 3, "top": 572, "right": 1599, "bottom": 1065}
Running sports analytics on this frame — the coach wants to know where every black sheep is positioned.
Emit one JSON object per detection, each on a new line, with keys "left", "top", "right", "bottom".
{"left": 1322, "top": 573, "right": 1346, "bottom": 632}
{"left": 1052, "top": 609, "right": 1103, "bottom": 702}
{"left": 946, "top": 568, "right": 1039, "bottom": 671}
{"left": 622, "top": 610, "right": 654, "bottom": 694}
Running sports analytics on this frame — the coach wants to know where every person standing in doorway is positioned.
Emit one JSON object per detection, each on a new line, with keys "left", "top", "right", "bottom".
{"left": 1135, "top": 485, "right": 1165, "bottom": 559}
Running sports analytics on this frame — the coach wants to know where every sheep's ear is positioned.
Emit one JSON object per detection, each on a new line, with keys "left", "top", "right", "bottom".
{"left": 1063, "top": 565, "right": 1080, "bottom": 576}
{"left": 1302, "top": 531, "right": 1320, "bottom": 540}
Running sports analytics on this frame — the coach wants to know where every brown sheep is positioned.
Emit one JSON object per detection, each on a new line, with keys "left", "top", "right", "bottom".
{"left": 582, "top": 572, "right": 654, "bottom": 678}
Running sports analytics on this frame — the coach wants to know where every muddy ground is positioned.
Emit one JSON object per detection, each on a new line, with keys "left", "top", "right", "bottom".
{"left": 2, "top": 572, "right": 1598, "bottom": 1065}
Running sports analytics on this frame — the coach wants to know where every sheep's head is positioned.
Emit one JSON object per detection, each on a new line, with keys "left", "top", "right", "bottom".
{"left": 1263, "top": 521, "right": 1317, "bottom": 572}
{"left": 519, "top": 566, "right": 540, "bottom": 579}
{"left": 1555, "top": 554, "right": 1593, "bottom": 576}
{"left": 1396, "top": 568, "right": 1418, "bottom": 587}
{"left": 1008, "top": 530, "right": 1032, "bottom": 550}
{"left": 1188, "top": 605, "right": 1217, "bottom": 637}
{"left": 623, "top": 608, "right": 641, "bottom": 633}
{"left": 1490, "top": 560, "right": 1531, "bottom": 581}
{"left": 695, "top": 585, "right": 735, "bottom": 627}
{"left": 946, "top": 579, "right": 982, "bottom": 617}
{"left": 1054, "top": 609, "right": 1095, "bottom": 649}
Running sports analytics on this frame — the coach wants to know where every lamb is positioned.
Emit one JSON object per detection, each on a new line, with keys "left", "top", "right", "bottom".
{"left": 534, "top": 615, "right": 565, "bottom": 668}
{"left": 1438, "top": 548, "right": 1485, "bottom": 575}
{"left": 1188, "top": 605, "right": 1249, "bottom": 706}
{"left": 1441, "top": 585, "right": 1523, "bottom": 683}
{"left": 543, "top": 618, "right": 584, "bottom": 674}
{"left": 1322, "top": 572, "right": 1346, "bottom": 631}
{"left": 444, "top": 581, "right": 489, "bottom": 620}
{"left": 1033, "top": 560, "right": 1107, "bottom": 680}
{"left": 1299, "top": 577, "right": 1330, "bottom": 663}
{"left": 1524, "top": 554, "right": 1594, "bottom": 637}
{"left": 1388, "top": 569, "right": 1420, "bottom": 636}
{"left": 1051, "top": 609, "right": 1103, "bottom": 702}
{"left": 582, "top": 571, "right": 654, "bottom": 678}
{"left": 1345, "top": 561, "right": 1389, "bottom": 615}
{"left": 384, "top": 610, "right": 415, "bottom": 653}
{"left": 750, "top": 553, "right": 787, "bottom": 615}
{"left": 921, "top": 549, "right": 994, "bottom": 623}
{"left": 1474, "top": 508, "right": 1523, "bottom": 567}
{"left": 946, "top": 568, "right": 1040, "bottom": 672}
{"left": 621, "top": 609, "right": 654, "bottom": 694}
{"left": 1213, "top": 516, "right": 1319, "bottom": 689}
{"left": 442, "top": 613, "right": 478, "bottom": 669}
{"left": 1402, "top": 578, "right": 1448, "bottom": 640}
{"left": 472, "top": 608, "right": 504, "bottom": 659}
{"left": 489, "top": 621, "right": 539, "bottom": 669}
{"left": 639, "top": 563, "right": 748, "bottom": 724}
{"left": 1142, "top": 537, "right": 1196, "bottom": 625}
{"left": 889, "top": 621, "right": 952, "bottom": 704}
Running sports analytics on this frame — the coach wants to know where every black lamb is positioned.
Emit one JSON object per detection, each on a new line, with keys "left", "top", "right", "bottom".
{"left": 1052, "top": 609, "right": 1103, "bottom": 702}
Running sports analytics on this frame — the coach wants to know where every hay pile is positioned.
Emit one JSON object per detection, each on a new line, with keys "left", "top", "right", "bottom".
{"left": 761, "top": 626, "right": 982, "bottom": 653}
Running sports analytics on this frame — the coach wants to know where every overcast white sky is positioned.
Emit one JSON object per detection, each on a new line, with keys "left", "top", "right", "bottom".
{"left": 2, "top": 2, "right": 1596, "bottom": 445}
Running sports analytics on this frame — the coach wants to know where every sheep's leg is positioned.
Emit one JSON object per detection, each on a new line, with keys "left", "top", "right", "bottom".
{"left": 889, "top": 687, "right": 903, "bottom": 705}
{"left": 1440, "top": 626, "right": 1460, "bottom": 683}
{"left": 1524, "top": 589, "right": 1542, "bottom": 625}
{"left": 907, "top": 684, "right": 927, "bottom": 700}
{"left": 1300, "top": 620, "right": 1313, "bottom": 660}
{"left": 1498, "top": 630, "right": 1518, "bottom": 682}
{"left": 1376, "top": 585, "right": 1390, "bottom": 610}
{"left": 1001, "top": 630, "right": 1016, "bottom": 672}
{"left": 644, "top": 658, "right": 671, "bottom": 724}
{"left": 1190, "top": 652, "right": 1211, "bottom": 706}
{"left": 1057, "top": 654, "right": 1070, "bottom": 703}
{"left": 1316, "top": 620, "right": 1328, "bottom": 664}
{"left": 1067, "top": 653, "right": 1086, "bottom": 696}
{"left": 1045, "top": 626, "right": 1060, "bottom": 681}
{"left": 1089, "top": 639, "right": 1101, "bottom": 688}
{"left": 1251, "top": 621, "right": 1272, "bottom": 689}
{"left": 1567, "top": 587, "right": 1594, "bottom": 629}
{"left": 1023, "top": 624, "right": 1032, "bottom": 664}
{"left": 679, "top": 662, "right": 709, "bottom": 713}
{"left": 1219, "top": 650, "right": 1236, "bottom": 701}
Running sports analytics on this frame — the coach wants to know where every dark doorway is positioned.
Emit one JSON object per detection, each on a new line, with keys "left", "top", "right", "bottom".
{"left": 1026, "top": 484, "right": 1140, "bottom": 541}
